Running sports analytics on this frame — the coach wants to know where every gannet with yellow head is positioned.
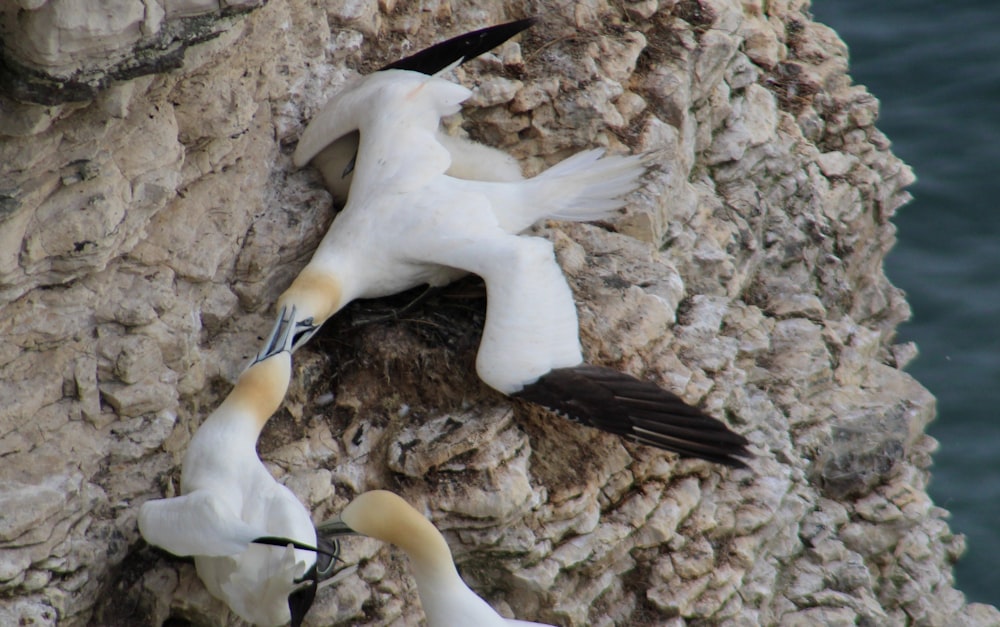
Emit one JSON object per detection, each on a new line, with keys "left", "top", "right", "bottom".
{"left": 321, "top": 490, "right": 553, "bottom": 627}
{"left": 281, "top": 26, "right": 751, "bottom": 468}
{"left": 138, "top": 307, "right": 339, "bottom": 626}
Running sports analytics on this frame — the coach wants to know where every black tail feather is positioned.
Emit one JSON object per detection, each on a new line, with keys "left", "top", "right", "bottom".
{"left": 382, "top": 18, "right": 537, "bottom": 74}
{"left": 513, "top": 364, "right": 751, "bottom": 468}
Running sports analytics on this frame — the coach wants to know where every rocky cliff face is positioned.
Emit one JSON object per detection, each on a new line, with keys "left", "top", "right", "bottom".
{"left": 1, "top": 1, "right": 996, "bottom": 625}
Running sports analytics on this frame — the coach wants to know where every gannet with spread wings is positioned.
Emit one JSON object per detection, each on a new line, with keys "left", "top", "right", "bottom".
{"left": 283, "top": 29, "right": 751, "bottom": 468}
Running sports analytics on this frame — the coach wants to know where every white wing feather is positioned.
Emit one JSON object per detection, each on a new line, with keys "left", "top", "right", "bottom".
{"left": 293, "top": 74, "right": 367, "bottom": 168}
{"left": 306, "top": 128, "right": 524, "bottom": 206}
{"left": 401, "top": 198, "right": 583, "bottom": 393}
{"left": 296, "top": 70, "right": 472, "bottom": 194}
{"left": 138, "top": 490, "right": 260, "bottom": 557}
{"left": 449, "top": 149, "right": 647, "bottom": 233}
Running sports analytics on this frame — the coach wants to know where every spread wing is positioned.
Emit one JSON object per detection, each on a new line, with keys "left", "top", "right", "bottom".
{"left": 383, "top": 18, "right": 536, "bottom": 74}
{"left": 138, "top": 490, "right": 261, "bottom": 557}
{"left": 350, "top": 115, "right": 456, "bottom": 195}
{"left": 298, "top": 70, "right": 470, "bottom": 200}
{"left": 396, "top": 189, "right": 751, "bottom": 467}
{"left": 295, "top": 18, "right": 535, "bottom": 171}
{"left": 296, "top": 20, "right": 535, "bottom": 205}
{"left": 514, "top": 364, "right": 752, "bottom": 467}
{"left": 404, "top": 203, "right": 583, "bottom": 393}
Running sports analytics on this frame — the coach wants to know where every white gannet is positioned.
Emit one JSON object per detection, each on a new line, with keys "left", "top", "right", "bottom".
{"left": 138, "top": 306, "right": 339, "bottom": 627}
{"left": 320, "top": 490, "right": 553, "bottom": 627}
{"left": 283, "top": 54, "right": 751, "bottom": 467}
{"left": 300, "top": 19, "right": 535, "bottom": 205}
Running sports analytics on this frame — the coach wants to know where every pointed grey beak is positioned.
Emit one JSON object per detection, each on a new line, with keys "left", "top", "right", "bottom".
{"left": 290, "top": 315, "right": 321, "bottom": 352}
{"left": 251, "top": 305, "right": 297, "bottom": 366}
{"left": 250, "top": 534, "right": 338, "bottom": 558}
{"left": 316, "top": 518, "right": 358, "bottom": 538}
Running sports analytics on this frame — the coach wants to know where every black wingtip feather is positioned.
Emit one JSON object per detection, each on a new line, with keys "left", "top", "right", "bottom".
{"left": 288, "top": 581, "right": 316, "bottom": 627}
{"left": 513, "top": 364, "right": 752, "bottom": 468}
{"left": 381, "top": 18, "right": 537, "bottom": 74}
{"left": 265, "top": 535, "right": 342, "bottom": 627}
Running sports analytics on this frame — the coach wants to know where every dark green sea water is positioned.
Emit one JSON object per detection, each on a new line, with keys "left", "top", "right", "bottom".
{"left": 812, "top": 0, "right": 1000, "bottom": 606}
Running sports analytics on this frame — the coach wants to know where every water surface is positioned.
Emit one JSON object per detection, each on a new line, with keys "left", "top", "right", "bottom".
{"left": 812, "top": 0, "right": 1000, "bottom": 606}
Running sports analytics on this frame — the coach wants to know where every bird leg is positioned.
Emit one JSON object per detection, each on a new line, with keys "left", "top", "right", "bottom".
{"left": 285, "top": 535, "right": 355, "bottom": 627}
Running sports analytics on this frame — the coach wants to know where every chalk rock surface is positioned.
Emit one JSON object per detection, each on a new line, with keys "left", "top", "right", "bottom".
{"left": 1, "top": 1, "right": 996, "bottom": 626}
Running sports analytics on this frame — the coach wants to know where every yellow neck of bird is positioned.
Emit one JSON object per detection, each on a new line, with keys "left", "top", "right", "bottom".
{"left": 277, "top": 265, "right": 344, "bottom": 327}
{"left": 342, "top": 492, "right": 461, "bottom": 581}
{"left": 223, "top": 355, "right": 292, "bottom": 433}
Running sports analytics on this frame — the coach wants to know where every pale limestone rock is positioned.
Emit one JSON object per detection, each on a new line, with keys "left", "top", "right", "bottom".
{"left": 692, "top": 30, "right": 741, "bottom": 103}
{"left": 0, "top": 597, "right": 58, "bottom": 626}
{"left": 108, "top": 410, "right": 177, "bottom": 461}
{"left": 0, "top": 1, "right": 263, "bottom": 106}
{"left": 705, "top": 83, "right": 779, "bottom": 164}
{"left": 498, "top": 41, "right": 524, "bottom": 69}
{"left": 16, "top": 0, "right": 146, "bottom": 67}
{"left": 0, "top": 476, "right": 74, "bottom": 544}
{"left": 0, "top": 1, "right": 995, "bottom": 626}
{"left": 100, "top": 376, "right": 178, "bottom": 418}
{"left": 818, "top": 149, "right": 858, "bottom": 178}
{"left": 511, "top": 77, "right": 559, "bottom": 113}
{"left": 468, "top": 76, "right": 523, "bottom": 107}
{"left": 592, "top": 31, "right": 647, "bottom": 83}
{"left": 741, "top": 14, "right": 784, "bottom": 68}
{"left": 624, "top": 0, "right": 659, "bottom": 20}
{"left": 327, "top": 0, "right": 380, "bottom": 36}
{"left": 0, "top": 99, "right": 65, "bottom": 136}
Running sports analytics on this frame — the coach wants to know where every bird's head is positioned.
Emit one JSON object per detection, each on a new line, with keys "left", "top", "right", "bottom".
{"left": 276, "top": 266, "right": 344, "bottom": 351}
{"left": 318, "top": 490, "right": 456, "bottom": 574}
{"left": 334, "top": 490, "right": 421, "bottom": 546}
{"left": 228, "top": 305, "right": 296, "bottom": 418}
